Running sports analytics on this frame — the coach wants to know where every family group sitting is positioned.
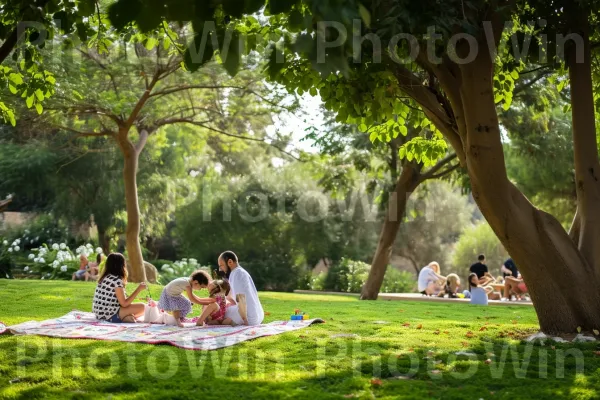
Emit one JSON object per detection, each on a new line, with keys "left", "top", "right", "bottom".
{"left": 91, "top": 250, "right": 264, "bottom": 326}
{"left": 72, "top": 253, "right": 105, "bottom": 282}
{"left": 417, "top": 254, "right": 529, "bottom": 305}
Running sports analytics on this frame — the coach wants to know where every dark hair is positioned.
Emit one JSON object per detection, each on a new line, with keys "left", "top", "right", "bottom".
{"left": 219, "top": 251, "right": 238, "bottom": 265}
{"left": 468, "top": 273, "right": 479, "bottom": 291}
{"left": 478, "top": 254, "right": 485, "bottom": 261}
{"left": 96, "top": 253, "right": 102, "bottom": 264}
{"left": 209, "top": 279, "right": 231, "bottom": 297}
{"left": 190, "top": 269, "right": 210, "bottom": 286}
{"left": 98, "top": 253, "right": 127, "bottom": 284}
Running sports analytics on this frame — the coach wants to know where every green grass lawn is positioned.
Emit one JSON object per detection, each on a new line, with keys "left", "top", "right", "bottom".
{"left": 0, "top": 280, "right": 599, "bottom": 400}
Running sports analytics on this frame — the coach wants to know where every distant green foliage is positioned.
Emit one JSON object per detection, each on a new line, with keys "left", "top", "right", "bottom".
{"left": 381, "top": 268, "right": 416, "bottom": 293}
{"left": 451, "top": 222, "right": 509, "bottom": 280}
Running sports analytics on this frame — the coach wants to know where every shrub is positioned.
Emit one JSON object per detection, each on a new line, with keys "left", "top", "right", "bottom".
{"left": 380, "top": 268, "right": 415, "bottom": 293}
{"left": 323, "top": 258, "right": 371, "bottom": 293}
{"left": 159, "top": 258, "right": 212, "bottom": 285}
{"left": 27, "top": 242, "right": 103, "bottom": 280}
{"left": 309, "top": 272, "right": 327, "bottom": 291}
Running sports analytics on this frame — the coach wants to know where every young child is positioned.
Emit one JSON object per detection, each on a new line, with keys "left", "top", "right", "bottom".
{"left": 92, "top": 253, "right": 147, "bottom": 323}
{"left": 195, "top": 279, "right": 235, "bottom": 326}
{"left": 158, "top": 269, "right": 211, "bottom": 327}
{"left": 444, "top": 273, "right": 461, "bottom": 298}
{"left": 468, "top": 273, "right": 489, "bottom": 306}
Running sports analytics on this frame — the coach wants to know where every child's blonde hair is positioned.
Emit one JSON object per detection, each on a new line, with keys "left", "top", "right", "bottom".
{"left": 446, "top": 273, "right": 460, "bottom": 292}
{"left": 209, "top": 279, "right": 231, "bottom": 297}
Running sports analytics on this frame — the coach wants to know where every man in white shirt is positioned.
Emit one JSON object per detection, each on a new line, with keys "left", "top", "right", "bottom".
{"left": 219, "top": 251, "right": 265, "bottom": 326}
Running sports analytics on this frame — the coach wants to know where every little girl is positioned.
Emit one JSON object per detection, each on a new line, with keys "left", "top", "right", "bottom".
{"left": 158, "top": 269, "right": 211, "bottom": 327}
{"left": 468, "top": 273, "right": 489, "bottom": 305}
{"left": 92, "top": 253, "right": 147, "bottom": 323}
{"left": 195, "top": 280, "right": 234, "bottom": 326}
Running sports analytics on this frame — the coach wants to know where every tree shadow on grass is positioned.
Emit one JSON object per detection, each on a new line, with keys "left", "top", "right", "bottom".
{"left": 1, "top": 334, "right": 598, "bottom": 400}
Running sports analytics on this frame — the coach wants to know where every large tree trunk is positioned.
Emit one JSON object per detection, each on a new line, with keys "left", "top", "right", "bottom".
{"left": 120, "top": 140, "right": 146, "bottom": 283}
{"left": 360, "top": 163, "right": 421, "bottom": 299}
{"left": 452, "top": 33, "right": 600, "bottom": 333}
{"left": 97, "top": 224, "right": 110, "bottom": 256}
{"left": 566, "top": 12, "right": 600, "bottom": 277}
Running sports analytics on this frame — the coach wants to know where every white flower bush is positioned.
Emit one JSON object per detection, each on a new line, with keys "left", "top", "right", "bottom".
{"left": 25, "top": 242, "right": 102, "bottom": 280}
{"left": 159, "top": 258, "right": 210, "bottom": 285}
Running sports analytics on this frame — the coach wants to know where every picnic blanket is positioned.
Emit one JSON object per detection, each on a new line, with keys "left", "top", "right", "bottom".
{"left": 3, "top": 311, "right": 323, "bottom": 351}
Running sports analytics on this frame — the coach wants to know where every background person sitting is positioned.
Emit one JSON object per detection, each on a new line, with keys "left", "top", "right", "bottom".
{"left": 72, "top": 254, "right": 91, "bottom": 281}
{"left": 469, "top": 254, "right": 494, "bottom": 286}
{"left": 443, "top": 273, "right": 461, "bottom": 298}
{"left": 417, "top": 261, "right": 446, "bottom": 296}
{"left": 467, "top": 273, "right": 488, "bottom": 305}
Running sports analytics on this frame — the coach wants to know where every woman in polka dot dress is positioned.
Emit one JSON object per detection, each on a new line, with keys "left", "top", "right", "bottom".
{"left": 92, "top": 253, "right": 147, "bottom": 323}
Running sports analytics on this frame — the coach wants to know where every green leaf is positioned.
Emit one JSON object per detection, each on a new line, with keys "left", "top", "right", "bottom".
{"left": 26, "top": 95, "right": 34, "bottom": 108}
{"left": 400, "top": 125, "right": 408, "bottom": 136}
{"left": 8, "top": 85, "right": 17, "bottom": 94}
{"left": 78, "top": 0, "right": 96, "bottom": 17}
{"left": 72, "top": 90, "right": 83, "bottom": 100}
{"left": 557, "top": 80, "right": 566, "bottom": 92}
{"left": 35, "top": 102, "right": 43, "bottom": 115}
{"left": 222, "top": 0, "right": 246, "bottom": 18}
{"left": 108, "top": 0, "right": 142, "bottom": 31}
{"left": 184, "top": 33, "right": 214, "bottom": 72}
{"left": 309, "top": 87, "right": 317, "bottom": 96}
{"left": 510, "top": 70, "right": 519, "bottom": 80}
{"left": 369, "top": 130, "right": 378, "bottom": 142}
{"left": 9, "top": 73, "right": 23, "bottom": 85}
{"left": 358, "top": 4, "right": 371, "bottom": 28}
{"left": 222, "top": 32, "right": 241, "bottom": 77}
{"left": 269, "top": 0, "right": 296, "bottom": 14}
{"left": 288, "top": 9, "right": 304, "bottom": 31}
{"left": 399, "top": 146, "right": 406, "bottom": 159}
{"left": 34, "top": 89, "right": 44, "bottom": 101}
{"left": 358, "top": 123, "right": 367, "bottom": 132}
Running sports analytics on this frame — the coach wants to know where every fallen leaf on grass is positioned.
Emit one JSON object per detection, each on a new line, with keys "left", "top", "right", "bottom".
{"left": 370, "top": 378, "right": 383, "bottom": 386}
{"left": 433, "top": 330, "right": 440, "bottom": 335}
{"left": 416, "top": 324, "right": 423, "bottom": 330}
{"left": 430, "top": 369, "right": 441, "bottom": 375}
{"left": 512, "top": 320, "right": 518, "bottom": 325}
{"left": 398, "top": 309, "right": 405, "bottom": 312}
{"left": 264, "top": 312, "right": 271, "bottom": 316}
{"left": 551, "top": 346, "right": 556, "bottom": 350}
{"left": 402, "top": 322, "right": 411, "bottom": 327}
{"left": 594, "top": 351, "right": 600, "bottom": 357}
{"left": 484, "top": 359, "right": 492, "bottom": 364}
{"left": 479, "top": 326, "right": 487, "bottom": 331}
{"left": 461, "top": 341, "right": 469, "bottom": 347}
{"left": 466, "top": 331, "right": 474, "bottom": 338}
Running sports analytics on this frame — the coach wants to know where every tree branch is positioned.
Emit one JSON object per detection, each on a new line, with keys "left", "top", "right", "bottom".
{"left": 149, "top": 84, "right": 248, "bottom": 98}
{"left": 154, "top": 118, "right": 303, "bottom": 161}
{"left": 135, "top": 129, "right": 149, "bottom": 154}
{"left": 427, "top": 162, "right": 460, "bottom": 180}
{"left": 56, "top": 125, "right": 115, "bottom": 138}
{"left": 124, "top": 70, "right": 161, "bottom": 131}
{"left": 420, "top": 153, "right": 458, "bottom": 180}
{"left": 0, "top": 28, "right": 20, "bottom": 65}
